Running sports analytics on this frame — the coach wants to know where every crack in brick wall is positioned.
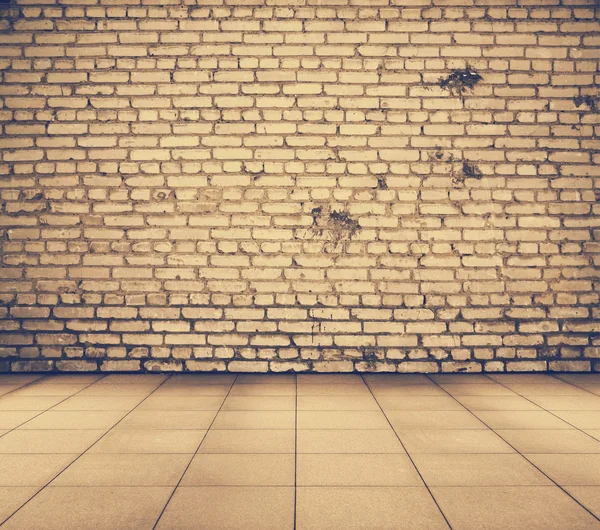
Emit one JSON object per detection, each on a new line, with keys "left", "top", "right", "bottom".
{"left": 0, "top": 0, "right": 598, "bottom": 373}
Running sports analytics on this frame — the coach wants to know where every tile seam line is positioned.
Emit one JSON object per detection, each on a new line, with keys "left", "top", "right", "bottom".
{"left": 360, "top": 374, "right": 454, "bottom": 530}
{"left": 0, "top": 373, "right": 109, "bottom": 439}
{"left": 0, "top": 373, "right": 171, "bottom": 528}
{"left": 151, "top": 373, "right": 239, "bottom": 530}
{"left": 425, "top": 374, "right": 600, "bottom": 524}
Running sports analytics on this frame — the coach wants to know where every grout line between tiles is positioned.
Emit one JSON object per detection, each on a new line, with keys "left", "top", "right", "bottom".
{"left": 425, "top": 374, "right": 600, "bottom": 524}
{"left": 150, "top": 374, "right": 239, "bottom": 530}
{"left": 360, "top": 374, "right": 454, "bottom": 530}
{"left": 0, "top": 374, "right": 170, "bottom": 527}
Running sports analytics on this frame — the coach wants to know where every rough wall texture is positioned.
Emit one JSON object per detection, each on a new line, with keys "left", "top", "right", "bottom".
{"left": 0, "top": 0, "right": 598, "bottom": 374}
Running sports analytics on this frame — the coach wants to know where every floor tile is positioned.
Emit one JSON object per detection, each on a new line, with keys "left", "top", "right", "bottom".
{"left": 412, "top": 454, "right": 551, "bottom": 486}
{"left": 221, "top": 396, "right": 295, "bottom": 411}
{"left": 151, "top": 386, "right": 230, "bottom": 397}
{"left": 96, "top": 374, "right": 168, "bottom": 385}
{"left": 439, "top": 384, "right": 516, "bottom": 397}
{"left": 182, "top": 454, "right": 294, "bottom": 486}
{"left": 138, "top": 396, "right": 224, "bottom": 411}
{"left": 377, "top": 395, "right": 464, "bottom": 411}
{"left": 34, "top": 375, "right": 104, "bottom": 384}
{"left": 486, "top": 374, "right": 562, "bottom": 384}
{"left": 116, "top": 411, "right": 216, "bottom": 430}
{"left": 162, "top": 374, "right": 235, "bottom": 386}
{"left": 211, "top": 411, "right": 295, "bottom": 430}
{"left": 76, "top": 384, "right": 159, "bottom": 397}
{"left": 51, "top": 454, "right": 190, "bottom": 486}
{"left": 387, "top": 411, "right": 487, "bottom": 430}
{"left": 9, "top": 384, "right": 89, "bottom": 397}
{"left": 0, "top": 386, "right": 22, "bottom": 397}
{"left": 454, "top": 395, "right": 541, "bottom": 411}
{"left": 428, "top": 374, "right": 493, "bottom": 384}
{"left": 297, "top": 430, "right": 405, "bottom": 454}
{"left": 88, "top": 430, "right": 207, "bottom": 454}
{"left": 198, "top": 429, "right": 295, "bottom": 454}
{"left": 296, "top": 487, "right": 449, "bottom": 530}
{"left": 526, "top": 395, "right": 600, "bottom": 411}
{"left": 297, "top": 395, "right": 379, "bottom": 411}
{"left": 399, "top": 429, "right": 514, "bottom": 454}
{"left": 0, "top": 454, "right": 78, "bottom": 486}
{"left": 431, "top": 486, "right": 599, "bottom": 530}
{"left": 370, "top": 385, "right": 447, "bottom": 396}
{"left": 0, "top": 396, "right": 64, "bottom": 411}
{"left": 365, "top": 374, "right": 434, "bottom": 385}
{"left": 564, "top": 486, "right": 600, "bottom": 519}
{"left": 52, "top": 395, "right": 145, "bottom": 411}
{"left": 0, "top": 487, "right": 38, "bottom": 524}
{"left": 20, "top": 411, "right": 127, "bottom": 430}
{"left": 0, "top": 430, "right": 104, "bottom": 454}
{"left": 525, "top": 454, "right": 600, "bottom": 485}
{"left": 472, "top": 410, "right": 574, "bottom": 430}
{"left": 297, "top": 385, "right": 371, "bottom": 396}
{"left": 155, "top": 486, "right": 294, "bottom": 530}
{"left": 0, "top": 410, "right": 41, "bottom": 429}
{"left": 236, "top": 374, "right": 295, "bottom": 384}
{"left": 497, "top": 430, "right": 600, "bottom": 454}
{"left": 552, "top": 411, "right": 600, "bottom": 430}
{"left": 297, "top": 374, "right": 363, "bottom": 384}
{"left": 228, "top": 384, "right": 296, "bottom": 396}
{"left": 0, "top": 487, "right": 173, "bottom": 530}
{"left": 297, "top": 411, "right": 389, "bottom": 430}
{"left": 505, "top": 384, "right": 590, "bottom": 396}
{"left": 297, "top": 454, "right": 422, "bottom": 486}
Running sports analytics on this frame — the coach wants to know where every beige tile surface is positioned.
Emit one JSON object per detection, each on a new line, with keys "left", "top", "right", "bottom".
{"left": 498, "top": 430, "right": 600, "bottom": 454}
{"left": 525, "top": 454, "right": 600, "bottom": 486}
{"left": 221, "top": 396, "right": 296, "bottom": 411}
{"left": 297, "top": 454, "right": 422, "bottom": 486}
{"left": 0, "top": 487, "right": 39, "bottom": 523}
{"left": 455, "top": 395, "right": 541, "bottom": 411}
{"left": 88, "top": 429, "right": 207, "bottom": 454}
{"left": 116, "top": 410, "right": 216, "bottom": 430}
{"left": 182, "top": 453, "right": 294, "bottom": 486}
{"left": 0, "top": 396, "right": 65, "bottom": 411}
{"left": 472, "top": 410, "right": 574, "bottom": 430}
{"left": 399, "top": 429, "right": 515, "bottom": 454}
{"left": 431, "top": 486, "right": 600, "bottom": 530}
{"left": 51, "top": 454, "right": 191, "bottom": 486}
{"left": 297, "top": 429, "right": 405, "bottom": 454}
{"left": 377, "top": 395, "right": 464, "bottom": 411}
{"left": 0, "top": 430, "right": 104, "bottom": 454}
{"left": 155, "top": 486, "right": 294, "bottom": 530}
{"left": 388, "top": 411, "right": 487, "bottom": 430}
{"left": 0, "top": 410, "right": 42, "bottom": 430}
{"left": 211, "top": 411, "right": 295, "bottom": 430}
{"left": 9, "top": 384, "right": 89, "bottom": 397}
{"left": 0, "top": 454, "right": 78, "bottom": 486}
{"left": 52, "top": 395, "right": 145, "bottom": 411}
{"left": 198, "top": 429, "right": 295, "bottom": 454}
{"left": 564, "top": 486, "right": 600, "bottom": 519}
{"left": 0, "top": 487, "right": 173, "bottom": 530}
{"left": 297, "top": 395, "right": 379, "bottom": 411}
{"left": 553, "top": 411, "right": 600, "bottom": 430}
{"left": 298, "top": 410, "right": 389, "bottom": 430}
{"left": 20, "top": 411, "right": 127, "bottom": 430}
{"left": 296, "top": 487, "right": 449, "bottom": 530}
{"left": 137, "top": 395, "right": 225, "bottom": 411}
{"left": 412, "top": 454, "right": 551, "bottom": 486}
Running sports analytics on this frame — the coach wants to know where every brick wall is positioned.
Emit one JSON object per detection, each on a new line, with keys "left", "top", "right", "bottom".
{"left": 0, "top": 0, "right": 598, "bottom": 374}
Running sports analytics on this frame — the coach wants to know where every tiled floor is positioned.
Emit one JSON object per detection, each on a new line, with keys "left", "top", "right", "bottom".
{"left": 0, "top": 373, "right": 599, "bottom": 530}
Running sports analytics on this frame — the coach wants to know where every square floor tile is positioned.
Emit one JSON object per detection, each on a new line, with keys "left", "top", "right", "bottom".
{"left": 428, "top": 374, "right": 493, "bottom": 384}
{"left": 298, "top": 411, "right": 389, "bottom": 430}
{"left": 525, "top": 454, "right": 600, "bottom": 486}
{"left": 377, "top": 396, "right": 464, "bottom": 411}
{"left": 296, "top": 487, "right": 449, "bottom": 530}
{"left": 198, "top": 429, "right": 295, "bottom": 454}
{"left": 472, "top": 411, "right": 574, "bottom": 430}
{"left": 76, "top": 384, "right": 159, "bottom": 397}
{"left": 52, "top": 396, "right": 145, "bottom": 411}
{"left": 0, "top": 454, "right": 78, "bottom": 486}
{"left": 412, "top": 454, "right": 551, "bottom": 486}
{"left": 0, "top": 486, "right": 173, "bottom": 530}
{"left": 155, "top": 486, "right": 294, "bottom": 530}
{"left": 236, "top": 374, "right": 295, "bottom": 384}
{"left": 221, "top": 396, "right": 295, "bottom": 411}
{"left": 10, "top": 384, "right": 89, "bottom": 397}
{"left": 497, "top": 430, "right": 600, "bottom": 454}
{"left": 0, "top": 430, "right": 104, "bottom": 454}
{"left": 211, "top": 411, "right": 294, "bottom": 430}
{"left": 116, "top": 411, "right": 216, "bottom": 430}
{"left": 151, "top": 386, "right": 230, "bottom": 397}
{"left": 88, "top": 430, "right": 207, "bottom": 454}
{"left": 297, "top": 430, "right": 405, "bottom": 454}
{"left": 228, "top": 384, "right": 296, "bottom": 396}
{"left": 0, "top": 487, "right": 38, "bottom": 523}
{"left": 0, "top": 376, "right": 44, "bottom": 385}
{"left": 526, "top": 395, "right": 600, "bottom": 411}
{"left": 370, "top": 385, "right": 447, "bottom": 396}
{"left": 35, "top": 375, "right": 104, "bottom": 384}
{"left": 0, "top": 386, "right": 21, "bottom": 397}
{"left": 137, "top": 396, "right": 224, "bottom": 411}
{"left": 0, "top": 396, "right": 64, "bottom": 411}
{"left": 20, "top": 411, "right": 127, "bottom": 430}
{"left": 455, "top": 395, "right": 541, "bottom": 411}
{"left": 182, "top": 454, "right": 294, "bottom": 486}
{"left": 297, "top": 395, "right": 379, "bottom": 411}
{"left": 399, "top": 430, "right": 514, "bottom": 454}
{"left": 505, "top": 384, "right": 589, "bottom": 396}
{"left": 431, "top": 486, "right": 599, "bottom": 530}
{"left": 486, "top": 374, "right": 561, "bottom": 384}
{"left": 564, "top": 486, "right": 600, "bottom": 519}
{"left": 439, "top": 384, "right": 515, "bottom": 397}
{"left": 298, "top": 374, "right": 363, "bottom": 384}
{"left": 553, "top": 411, "right": 600, "bottom": 430}
{"left": 163, "top": 374, "right": 235, "bottom": 386}
{"left": 365, "top": 374, "right": 434, "bottom": 385}
{"left": 297, "top": 385, "right": 371, "bottom": 396}
{"left": 96, "top": 374, "right": 168, "bottom": 385}
{"left": 0, "top": 411, "right": 41, "bottom": 429}
{"left": 51, "top": 454, "right": 191, "bottom": 486}
{"left": 387, "top": 411, "right": 486, "bottom": 430}
{"left": 297, "top": 454, "right": 422, "bottom": 486}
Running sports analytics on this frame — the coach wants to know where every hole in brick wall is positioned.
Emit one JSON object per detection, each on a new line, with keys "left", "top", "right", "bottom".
{"left": 439, "top": 68, "right": 482, "bottom": 98}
